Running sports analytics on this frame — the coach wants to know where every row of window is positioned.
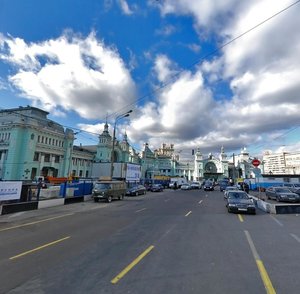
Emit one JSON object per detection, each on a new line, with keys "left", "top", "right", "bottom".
{"left": 34, "top": 152, "right": 60, "bottom": 163}
{"left": 34, "top": 152, "right": 92, "bottom": 167}
{"left": 37, "top": 135, "right": 64, "bottom": 147}
{"left": 0, "top": 132, "right": 10, "bottom": 141}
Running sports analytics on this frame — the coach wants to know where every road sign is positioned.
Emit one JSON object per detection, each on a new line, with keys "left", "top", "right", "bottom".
{"left": 252, "top": 159, "right": 261, "bottom": 167}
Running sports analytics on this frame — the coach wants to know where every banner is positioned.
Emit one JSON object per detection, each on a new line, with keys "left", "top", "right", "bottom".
{"left": 126, "top": 164, "right": 141, "bottom": 182}
{"left": 0, "top": 181, "right": 22, "bottom": 201}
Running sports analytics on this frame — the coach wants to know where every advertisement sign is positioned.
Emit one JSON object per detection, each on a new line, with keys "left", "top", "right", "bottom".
{"left": 0, "top": 181, "right": 22, "bottom": 201}
{"left": 126, "top": 164, "right": 141, "bottom": 182}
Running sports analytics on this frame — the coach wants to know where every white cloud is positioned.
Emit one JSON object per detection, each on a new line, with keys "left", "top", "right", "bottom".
{"left": 0, "top": 31, "right": 136, "bottom": 120}
{"left": 148, "top": 0, "right": 300, "bottom": 156}
{"left": 117, "top": 0, "right": 134, "bottom": 15}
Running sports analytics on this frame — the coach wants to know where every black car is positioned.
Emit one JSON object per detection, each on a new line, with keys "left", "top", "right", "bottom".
{"left": 150, "top": 184, "right": 163, "bottom": 192}
{"left": 226, "top": 191, "right": 256, "bottom": 214}
{"left": 203, "top": 181, "right": 214, "bottom": 191}
{"left": 126, "top": 185, "right": 147, "bottom": 196}
{"left": 265, "top": 187, "right": 300, "bottom": 202}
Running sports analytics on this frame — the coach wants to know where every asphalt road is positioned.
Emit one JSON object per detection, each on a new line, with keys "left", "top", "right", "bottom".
{"left": 1, "top": 189, "right": 300, "bottom": 294}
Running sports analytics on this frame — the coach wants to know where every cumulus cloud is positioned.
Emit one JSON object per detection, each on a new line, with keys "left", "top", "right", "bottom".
{"left": 147, "top": 0, "right": 300, "bottom": 156}
{"left": 0, "top": 31, "right": 136, "bottom": 120}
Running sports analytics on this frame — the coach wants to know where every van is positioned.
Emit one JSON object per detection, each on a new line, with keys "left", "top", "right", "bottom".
{"left": 92, "top": 180, "right": 126, "bottom": 203}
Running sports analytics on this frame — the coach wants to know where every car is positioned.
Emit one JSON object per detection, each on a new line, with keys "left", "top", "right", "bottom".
{"left": 150, "top": 184, "right": 164, "bottom": 192}
{"left": 265, "top": 186, "right": 300, "bottom": 202}
{"left": 224, "top": 186, "right": 240, "bottom": 199}
{"left": 181, "top": 183, "right": 192, "bottom": 190}
{"left": 279, "top": 183, "right": 300, "bottom": 193}
{"left": 203, "top": 181, "right": 214, "bottom": 191}
{"left": 92, "top": 181, "right": 126, "bottom": 203}
{"left": 219, "top": 180, "right": 229, "bottom": 192}
{"left": 226, "top": 191, "right": 256, "bottom": 214}
{"left": 190, "top": 181, "right": 201, "bottom": 189}
{"left": 126, "top": 185, "right": 147, "bottom": 196}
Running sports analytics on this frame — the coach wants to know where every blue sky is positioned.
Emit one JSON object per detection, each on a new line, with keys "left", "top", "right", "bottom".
{"left": 1, "top": 0, "right": 300, "bottom": 160}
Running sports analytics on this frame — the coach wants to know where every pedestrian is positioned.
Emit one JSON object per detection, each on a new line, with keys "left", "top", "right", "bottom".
{"left": 174, "top": 182, "right": 177, "bottom": 190}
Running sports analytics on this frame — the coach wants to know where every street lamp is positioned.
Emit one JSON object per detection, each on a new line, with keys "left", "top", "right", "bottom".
{"left": 110, "top": 110, "right": 132, "bottom": 179}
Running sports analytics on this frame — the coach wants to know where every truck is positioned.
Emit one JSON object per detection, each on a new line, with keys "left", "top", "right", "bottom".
{"left": 169, "top": 177, "right": 187, "bottom": 189}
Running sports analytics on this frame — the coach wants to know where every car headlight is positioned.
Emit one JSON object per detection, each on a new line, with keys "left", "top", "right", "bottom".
{"left": 228, "top": 203, "right": 237, "bottom": 207}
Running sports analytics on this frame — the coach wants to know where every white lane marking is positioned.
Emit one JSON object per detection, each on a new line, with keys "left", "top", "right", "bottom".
{"left": 164, "top": 199, "right": 170, "bottom": 202}
{"left": 185, "top": 211, "right": 192, "bottom": 217}
{"left": 198, "top": 200, "right": 203, "bottom": 204}
{"left": 270, "top": 215, "right": 283, "bottom": 227}
{"left": 290, "top": 233, "right": 300, "bottom": 243}
{"left": 135, "top": 208, "right": 147, "bottom": 213}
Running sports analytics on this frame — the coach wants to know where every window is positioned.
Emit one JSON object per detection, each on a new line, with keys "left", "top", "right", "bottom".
{"left": 44, "top": 154, "right": 50, "bottom": 162}
{"left": 33, "top": 152, "right": 39, "bottom": 161}
{"left": 54, "top": 155, "right": 60, "bottom": 163}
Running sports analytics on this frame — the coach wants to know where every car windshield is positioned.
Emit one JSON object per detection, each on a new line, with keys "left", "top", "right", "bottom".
{"left": 94, "top": 183, "right": 112, "bottom": 189}
{"left": 228, "top": 192, "right": 249, "bottom": 199}
{"left": 275, "top": 188, "right": 292, "bottom": 193}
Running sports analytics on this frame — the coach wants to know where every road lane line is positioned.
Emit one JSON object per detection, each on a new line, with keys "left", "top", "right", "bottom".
{"left": 198, "top": 200, "right": 203, "bottom": 204}
{"left": 135, "top": 208, "right": 147, "bottom": 213}
{"left": 0, "top": 213, "right": 74, "bottom": 232}
{"left": 9, "top": 236, "right": 71, "bottom": 260}
{"left": 270, "top": 215, "right": 283, "bottom": 227}
{"left": 111, "top": 245, "right": 154, "bottom": 284}
{"left": 244, "top": 230, "right": 276, "bottom": 294}
{"left": 290, "top": 233, "right": 300, "bottom": 243}
{"left": 185, "top": 211, "right": 192, "bottom": 217}
{"left": 238, "top": 214, "right": 244, "bottom": 222}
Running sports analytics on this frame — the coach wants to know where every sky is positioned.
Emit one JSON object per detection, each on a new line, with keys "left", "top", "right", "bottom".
{"left": 1, "top": 0, "right": 300, "bottom": 160}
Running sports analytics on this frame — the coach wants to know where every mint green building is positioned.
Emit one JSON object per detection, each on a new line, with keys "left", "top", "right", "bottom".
{"left": 0, "top": 106, "right": 253, "bottom": 183}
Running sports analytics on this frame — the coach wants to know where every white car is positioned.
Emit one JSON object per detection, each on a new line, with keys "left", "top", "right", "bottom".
{"left": 190, "top": 182, "right": 201, "bottom": 189}
{"left": 181, "top": 183, "right": 191, "bottom": 190}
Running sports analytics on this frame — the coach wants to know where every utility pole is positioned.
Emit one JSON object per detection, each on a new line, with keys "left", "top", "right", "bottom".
{"left": 110, "top": 110, "right": 132, "bottom": 180}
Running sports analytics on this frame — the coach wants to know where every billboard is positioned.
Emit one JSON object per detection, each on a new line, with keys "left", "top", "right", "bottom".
{"left": 126, "top": 164, "right": 141, "bottom": 182}
{"left": 0, "top": 181, "right": 22, "bottom": 201}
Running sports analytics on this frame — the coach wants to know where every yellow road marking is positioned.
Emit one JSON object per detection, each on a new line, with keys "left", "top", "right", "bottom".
{"left": 185, "top": 211, "right": 192, "bottom": 217}
{"left": 111, "top": 245, "right": 154, "bottom": 284}
{"left": 0, "top": 213, "right": 74, "bottom": 232}
{"left": 245, "top": 230, "right": 276, "bottom": 294}
{"left": 10, "top": 236, "right": 70, "bottom": 260}
{"left": 256, "top": 260, "right": 276, "bottom": 294}
{"left": 238, "top": 214, "right": 244, "bottom": 222}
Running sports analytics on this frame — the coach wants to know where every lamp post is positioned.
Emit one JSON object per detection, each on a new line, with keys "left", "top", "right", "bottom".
{"left": 110, "top": 110, "right": 132, "bottom": 179}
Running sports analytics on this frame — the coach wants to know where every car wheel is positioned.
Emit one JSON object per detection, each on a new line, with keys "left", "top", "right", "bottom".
{"left": 135, "top": 192, "right": 139, "bottom": 196}
{"left": 227, "top": 207, "right": 231, "bottom": 213}
{"left": 107, "top": 196, "right": 112, "bottom": 203}
{"left": 276, "top": 196, "right": 280, "bottom": 202}
{"left": 94, "top": 198, "right": 99, "bottom": 202}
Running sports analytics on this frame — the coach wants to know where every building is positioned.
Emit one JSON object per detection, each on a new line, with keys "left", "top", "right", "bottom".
{"left": 1, "top": 106, "right": 280, "bottom": 183}
{"left": 0, "top": 106, "right": 93, "bottom": 181}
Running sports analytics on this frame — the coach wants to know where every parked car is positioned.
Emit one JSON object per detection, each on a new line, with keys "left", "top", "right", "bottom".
{"left": 150, "top": 184, "right": 164, "bottom": 192}
{"left": 180, "top": 183, "right": 192, "bottom": 190}
{"left": 265, "top": 187, "right": 300, "bottom": 202}
{"left": 126, "top": 185, "right": 147, "bottom": 196}
{"left": 226, "top": 191, "right": 256, "bottom": 214}
{"left": 92, "top": 181, "right": 126, "bottom": 203}
{"left": 190, "top": 181, "right": 201, "bottom": 189}
{"left": 279, "top": 183, "right": 300, "bottom": 193}
{"left": 203, "top": 181, "right": 214, "bottom": 191}
{"left": 224, "top": 186, "right": 240, "bottom": 199}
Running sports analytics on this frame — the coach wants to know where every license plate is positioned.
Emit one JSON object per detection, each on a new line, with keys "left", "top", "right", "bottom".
{"left": 238, "top": 208, "right": 247, "bottom": 211}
